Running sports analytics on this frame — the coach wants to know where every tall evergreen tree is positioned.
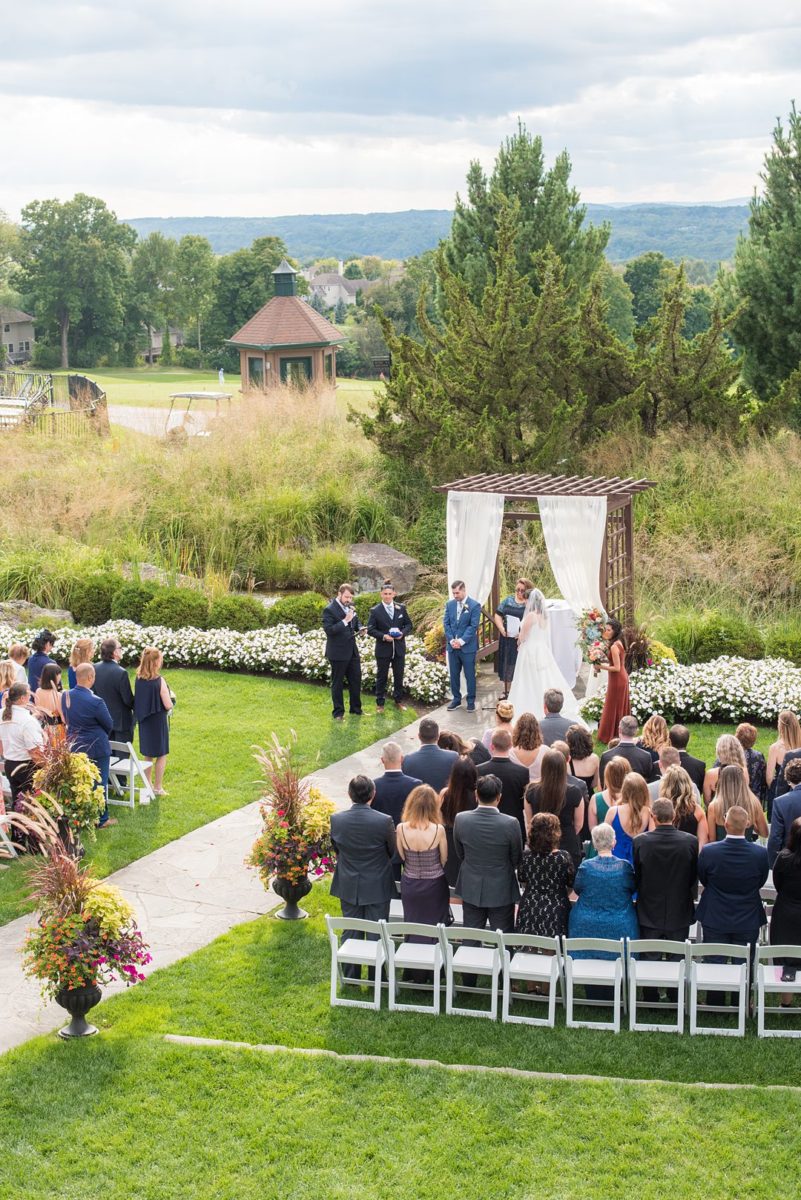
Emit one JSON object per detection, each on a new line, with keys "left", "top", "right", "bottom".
{"left": 444, "top": 121, "right": 609, "bottom": 303}
{"left": 730, "top": 103, "right": 801, "bottom": 400}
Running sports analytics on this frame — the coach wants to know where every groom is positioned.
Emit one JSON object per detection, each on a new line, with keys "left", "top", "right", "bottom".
{"left": 444, "top": 580, "right": 481, "bottom": 712}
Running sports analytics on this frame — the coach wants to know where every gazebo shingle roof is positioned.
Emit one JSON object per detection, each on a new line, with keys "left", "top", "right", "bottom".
{"left": 227, "top": 296, "right": 344, "bottom": 349}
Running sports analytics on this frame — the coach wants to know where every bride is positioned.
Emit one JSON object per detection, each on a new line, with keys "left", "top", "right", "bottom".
{"left": 507, "top": 589, "right": 584, "bottom": 724}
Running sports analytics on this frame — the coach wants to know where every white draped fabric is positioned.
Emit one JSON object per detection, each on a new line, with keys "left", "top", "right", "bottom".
{"left": 536, "top": 495, "right": 609, "bottom": 704}
{"left": 446, "top": 491, "right": 505, "bottom": 607}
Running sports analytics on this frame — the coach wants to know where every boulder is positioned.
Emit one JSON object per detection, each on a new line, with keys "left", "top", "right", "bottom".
{"left": 120, "top": 562, "right": 202, "bottom": 590}
{"left": 347, "top": 543, "right": 421, "bottom": 597}
{"left": 0, "top": 600, "right": 74, "bottom": 630}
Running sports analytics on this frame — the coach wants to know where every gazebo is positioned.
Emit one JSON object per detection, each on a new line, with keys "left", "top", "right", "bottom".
{"left": 435, "top": 471, "right": 657, "bottom": 657}
{"left": 227, "top": 260, "right": 344, "bottom": 389}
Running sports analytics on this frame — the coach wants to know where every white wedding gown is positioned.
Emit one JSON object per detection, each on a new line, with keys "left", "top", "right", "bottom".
{"left": 507, "top": 613, "right": 584, "bottom": 723}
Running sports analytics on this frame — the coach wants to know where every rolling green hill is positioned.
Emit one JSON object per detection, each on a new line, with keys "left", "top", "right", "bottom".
{"left": 123, "top": 203, "right": 748, "bottom": 263}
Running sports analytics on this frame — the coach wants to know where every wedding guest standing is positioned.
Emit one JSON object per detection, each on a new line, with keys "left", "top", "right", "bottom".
{"left": 67, "top": 637, "right": 95, "bottom": 689}
{"left": 599, "top": 717, "right": 654, "bottom": 784}
{"left": 767, "top": 710, "right": 801, "bottom": 802}
{"left": 658, "top": 764, "right": 708, "bottom": 848}
{"left": 322, "top": 583, "right": 363, "bottom": 721}
{"left": 516, "top": 812, "right": 575, "bottom": 938}
{"left": 366, "top": 581, "right": 413, "bottom": 712}
{"left": 61, "top": 664, "right": 116, "bottom": 829}
{"left": 588, "top": 755, "right": 631, "bottom": 837}
{"left": 566, "top": 724, "right": 601, "bottom": 798}
{"left": 633, "top": 798, "right": 698, "bottom": 944}
{"left": 524, "top": 749, "right": 585, "bottom": 869}
{"left": 669, "top": 725, "right": 707, "bottom": 793}
{"left": 770, "top": 817, "right": 801, "bottom": 999}
{"left": 696, "top": 806, "right": 768, "bottom": 967}
{"left": 8, "top": 644, "right": 29, "bottom": 685}
{"left": 604, "top": 773, "right": 654, "bottom": 866}
{"left": 476, "top": 729, "right": 530, "bottom": 842}
{"left": 396, "top": 785, "right": 449, "bottom": 926}
{"left": 444, "top": 580, "right": 481, "bottom": 713}
{"left": 735, "top": 723, "right": 767, "bottom": 805}
{"left": 595, "top": 619, "right": 629, "bottom": 745}
{"left": 27, "top": 630, "right": 56, "bottom": 692}
{"left": 93, "top": 638, "right": 135, "bottom": 746}
{"left": 493, "top": 578, "right": 531, "bottom": 699}
{"left": 0, "top": 660, "right": 17, "bottom": 704}
{"left": 540, "top": 689, "right": 577, "bottom": 745}
{"left": 134, "top": 647, "right": 173, "bottom": 796}
{"left": 569, "top": 823, "right": 638, "bottom": 944}
{"left": 638, "top": 714, "right": 670, "bottom": 766}
{"left": 0, "top": 683, "right": 45, "bottom": 807}
{"left": 703, "top": 734, "right": 751, "bottom": 805}
{"left": 34, "top": 663, "right": 66, "bottom": 746}
{"left": 403, "top": 719, "right": 458, "bottom": 791}
{"left": 439, "top": 757, "right": 478, "bottom": 889}
{"left": 510, "top": 712, "right": 547, "bottom": 781}
{"left": 482, "top": 700, "right": 515, "bottom": 749}
{"left": 437, "top": 729, "right": 490, "bottom": 766}
{"left": 767, "top": 759, "right": 801, "bottom": 867}
{"left": 452, "top": 774, "right": 523, "bottom": 934}
{"left": 706, "top": 763, "right": 768, "bottom": 841}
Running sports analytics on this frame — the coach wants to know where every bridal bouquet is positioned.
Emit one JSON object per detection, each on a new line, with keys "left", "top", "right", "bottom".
{"left": 577, "top": 607, "right": 608, "bottom": 666}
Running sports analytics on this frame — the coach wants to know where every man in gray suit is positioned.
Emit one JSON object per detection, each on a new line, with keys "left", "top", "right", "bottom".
{"left": 453, "top": 774, "right": 523, "bottom": 934}
{"left": 540, "top": 689, "right": 580, "bottom": 745}
{"left": 330, "top": 775, "right": 396, "bottom": 977}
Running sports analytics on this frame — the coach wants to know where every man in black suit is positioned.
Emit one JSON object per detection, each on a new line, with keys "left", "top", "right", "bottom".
{"left": 453, "top": 774, "right": 523, "bottom": 933}
{"left": 330, "top": 775, "right": 396, "bottom": 977}
{"left": 402, "top": 718, "right": 458, "bottom": 791}
{"left": 669, "top": 724, "right": 706, "bottom": 793}
{"left": 767, "top": 758, "right": 801, "bottom": 865}
{"left": 372, "top": 741, "right": 421, "bottom": 887}
{"left": 476, "top": 728, "right": 530, "bottom": 841}
{"left": 634, "top": 798, "right": 698, "bottom": 999}
{"left": 366, "top": 581, "right": 413, "bottom": 712}
{"left": 599, "top": 716, "right": 655, "bottom": 785}
{"left": 92, "top": 637, "right": 135, "bottom": 746}
{"left": 322, "top": 583, "right": 363, "bottom": 720}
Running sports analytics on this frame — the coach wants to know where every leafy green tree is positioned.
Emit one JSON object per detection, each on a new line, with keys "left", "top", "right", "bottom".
{"left": 205, "top": 237, "right": 291, "bottom": 350}
{"left": 20, "top": 193, "right": 135, "bottom": 368}
{"left": 682, "top": 284, "right": 714, "bottom": 339}
{"left": 174, "top": 235, "right": 216, "bottom": 351}
{"left": 598, "top": 261, "right": 635, "bottom": 343}
{"left": 730, "top": 103, "right": 801, "bottom": 399}
{"left": 444, "top": 121, "right": 609, "bottom": 303}
{"left": 360, "top": 255, "right": 383, "bottom": 280}
{"left": 623, "top": 251, "right": 676, "bottom": 326}
{"left": 343, "top": 260, "right": 364, "bottom": 279}
{"left": 367, "top": 251, "right": 440, "bottom": 340}
{"left": 131, "top": 232, "right": 177, "bottom": 361}
{"left": 0, "top": 210, "right": 22, "bottom": 303}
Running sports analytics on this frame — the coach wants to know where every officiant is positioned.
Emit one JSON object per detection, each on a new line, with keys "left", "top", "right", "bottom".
{"left": 493, "top": 578, "right": 532, "bottom": 700}
{"left": 367, "top": 581, "right": 413, "bottom": 711}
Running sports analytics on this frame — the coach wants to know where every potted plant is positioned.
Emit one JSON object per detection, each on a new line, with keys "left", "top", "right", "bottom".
{"left": 22, "top": 839, "right": 151, "bottom": 1038}
{"left": 28, "top": 738, "right": 105, "bottom": 856}
{"left": 246, "top": 734, "right": 335, "bottom": 920}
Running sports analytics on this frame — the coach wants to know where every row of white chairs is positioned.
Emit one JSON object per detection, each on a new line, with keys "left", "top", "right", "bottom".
{"left": 325, "top": 917, "right": 801, "bottom": 1038}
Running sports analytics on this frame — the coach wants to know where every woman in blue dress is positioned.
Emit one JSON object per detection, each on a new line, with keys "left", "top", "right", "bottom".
{"left": 569, "top": 821, "right": 638, "bottom": 947}
{"left": 603, "top": 773, "right": 653, "bottom": 867}
{"left": 492, "top": 578, "right": 531, "bottom": 699}
{"left": 134, "top": 647, "right": 174, "bottom": 796}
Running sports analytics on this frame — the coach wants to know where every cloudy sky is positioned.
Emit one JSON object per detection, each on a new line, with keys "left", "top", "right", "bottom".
{"left": 2, "top": 1, "right": 800, "bottom": 218}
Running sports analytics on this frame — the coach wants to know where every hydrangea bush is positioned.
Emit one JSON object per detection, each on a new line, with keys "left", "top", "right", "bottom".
{"left": 580, "top": 655, "right": 801, "bottom": 725}
{"left": 0, "top": 620, "right": 450, "bottom": 705}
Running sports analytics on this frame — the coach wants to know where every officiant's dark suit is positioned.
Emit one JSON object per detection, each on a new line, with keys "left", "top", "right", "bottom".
{"left": 323, "top": 590, "right": 363, "bottom": 719}
{"left": 366, "top": 591, "right": 413, "bottom": 708}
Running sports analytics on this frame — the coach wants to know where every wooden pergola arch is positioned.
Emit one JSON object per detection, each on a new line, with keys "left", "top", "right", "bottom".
{"left": 435, "top": 472, "right": 657, "bottom": 658}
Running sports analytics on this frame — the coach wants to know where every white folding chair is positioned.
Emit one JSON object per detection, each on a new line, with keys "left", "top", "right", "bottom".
{"left": 325, "top": 915, "right": 385, "bottom": 1010}
{"left": 688, "top": 943, "right": 750, "bottom": 1037}
{"left": 755, "top": 945, "right": 801, "bottom": 1038}
{"left": 626, "top": 939, "right": 689, "bottom": 1034}
{"left": 389, "top": 899, "right": 404, "bottom": 920}
{"left": 439, "top": 926, "right": 503, "bottom": 1020}
{"left": 382, "top": 921, "right": 443, "bottom": 1015}
{"left": 563, "top": 938, "right": 626, "bottom": 1032}
{"left": 108, "top": 741, "right": 155, "bottom": 808}
{"left": 501, "top": 934, "right": 563, "bottom": 1027}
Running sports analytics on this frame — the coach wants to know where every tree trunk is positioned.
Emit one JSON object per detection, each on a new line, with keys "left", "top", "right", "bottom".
{"left": 60, "top": 315, "right": 69, "bottom": 369}
{"left": 146, "top": 324, "right": 154, "bottom": 363}
{"left": 197, "top": 315, "right": 202, "bottom": 353}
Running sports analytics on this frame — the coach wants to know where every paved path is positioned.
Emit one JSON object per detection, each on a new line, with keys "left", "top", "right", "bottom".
{"left": 108, "top": 405, "right": 214, "bottom": 436}
{"left": 0, "top": 663, "right": 585, "bottom": 1054}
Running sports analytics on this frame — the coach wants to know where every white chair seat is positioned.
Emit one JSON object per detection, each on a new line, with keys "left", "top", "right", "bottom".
{"left": 694, "top": 963, "right": 744, "bottom": 989}
{"left": 394, "top": 942, "right": 439, "bottom": 969}
{"left": 508, "top": 951, "right": 554, "bottom": 981}
{"left": 633, "top": 961, "right": 683, "bottom": 986}
{"left": 338, "top": 937, "right": 384, "bottom": 965}
{"left": 760, "top": 963, "right": 801, "bottom": 992}
{"left": 451, "top": 946, "right": 498, "bottom": 974}
{"left": 570, "top": 959, "right": 620, "bottom": 983}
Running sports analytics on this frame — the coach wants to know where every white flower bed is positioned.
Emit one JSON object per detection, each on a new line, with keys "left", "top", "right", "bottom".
{"left": 0, "top": 620, "right": 450, "bottom": 705}
{"left": 580, "top": 656, "right": 801, "bottom": 725}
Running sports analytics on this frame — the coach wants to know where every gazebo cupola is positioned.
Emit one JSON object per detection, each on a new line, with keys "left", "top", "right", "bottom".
{"left": 226, "top": 258, "right": 343, "bottom": 388}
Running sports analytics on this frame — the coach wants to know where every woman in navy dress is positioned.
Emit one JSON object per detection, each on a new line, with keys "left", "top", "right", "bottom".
{"left": 492, "top": 578, "right": 531, "bottom": 699}
{"left": 134, "top": 647, "right": 173, "bottom": 796}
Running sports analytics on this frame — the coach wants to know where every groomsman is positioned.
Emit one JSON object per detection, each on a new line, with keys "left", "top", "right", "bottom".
{"left": 322, "top": 583, "right": 363, "bottom": 720}
{"left": 366, "top": 581, "right": 413, "bottom": 711}
{"left": 444, "top": 580, "right": 481, "bottom": 713}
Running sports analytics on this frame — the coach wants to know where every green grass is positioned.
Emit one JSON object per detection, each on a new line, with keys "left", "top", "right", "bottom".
{"left": 0, "top": 668, "right": 415, "bottom": 925}
{"left": 55, "top": 366, "right": 231, "bottom": 409}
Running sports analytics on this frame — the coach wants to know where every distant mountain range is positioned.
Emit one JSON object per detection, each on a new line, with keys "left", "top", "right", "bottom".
{"left": 124, "top": 203, "right": 750, "bottom": 264}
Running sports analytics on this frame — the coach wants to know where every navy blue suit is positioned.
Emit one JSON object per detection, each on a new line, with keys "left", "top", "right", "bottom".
{"left": 372, "top": 768, "right": 422, "bottom": 884}
{"left": 767, "top": 784, "right": 801, "bottom": 867}
{"left": 402, "top": 744, "right": 459, "bottom": 792}
{"left": 61, "top": 685, "right": 114, "bottom": 824}
{"left": 443, "top": 596, "right": 481, "bottom": 707}
{"left": 697, "top": 836, "right": 769, "bottom": 945}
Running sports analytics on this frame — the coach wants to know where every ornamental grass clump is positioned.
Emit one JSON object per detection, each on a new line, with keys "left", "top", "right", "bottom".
{"left": 246, "top": 734, "right": 335, "bottom": 890}
{"left": 32, "top": 738, "right": 104, "bottom": 842}
{"left": 23, "top": 846, "right": 151, "bottom": 1001}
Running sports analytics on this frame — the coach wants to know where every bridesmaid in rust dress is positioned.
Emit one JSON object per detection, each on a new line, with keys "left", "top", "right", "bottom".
{"left": 596, "top": 618, "right": 630, "bottom": 745}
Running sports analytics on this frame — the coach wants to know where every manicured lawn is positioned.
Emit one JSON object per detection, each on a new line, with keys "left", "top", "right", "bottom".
{"left": 600, "top": 722, "right": 775, "bottom": 763}
{"left": 0, "top": 668, "right": 414, "bottom": 924}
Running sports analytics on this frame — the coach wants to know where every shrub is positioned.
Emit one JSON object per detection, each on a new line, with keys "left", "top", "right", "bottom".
{"left": 254, "top": 548, "right": 309, "bottom": 590}
{"left": 208, "top": 594, "right": 268, "bottom": 632}
{"left": 407, "top": 505, "right": 446, "bottom": 567}
{"left": 652, "top": 609, "right": 764, "bottom": 664}
{"left": 70, "top": 572, "right": 125, "bottom": 625}
{"left": 174, "top": 346, "right": 205, "bottom": 369}
{"left": 354, "top": 591, "right": 381, "bottom": 624}
{"left": 31, "top": 342, "right": 62, "bottom": 370}
{"left": 765, "top": 619, "right": 801, "bottom": 665}
{"left": 264, "top": 592, "right": 327, "bottom": 633}
{"left": 110, "top": 581, "right": 159, "bottom": 623}
{"left": 308, "top": 547, "right": 350, "bottom": 596}
{"left": 142, "top": 587, "right": 210, "bottom": 630}
{"left": 649, "top": 638, "right": 678, "bottom": 664}
{"left": 423, "top": 621, "right": 446, "bottom": 661}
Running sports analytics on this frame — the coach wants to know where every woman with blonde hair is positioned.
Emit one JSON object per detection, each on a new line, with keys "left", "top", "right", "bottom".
{"left": 68, "top": 637, "right": 95, "bottom": 689}
{"left": 589, "top": 755, "right": 630, "bottom": 831}
{"left": 659, "top": 764, "right": 708, "bottom": 848}
{"left": 8, "top": 644, "right": 29, "bottom": 685}
{"left": 703, "top": 733, "right": 749, "bottom": 805}
{"left": 707, "top": 763, "right": 768, "bottom": 842}
{"left": 767, "top": 710, "right": 801, "bottom": 802}
{"left": 638, "top": 714, "right": 670, "bottom": 765}
{"left": 397, "top": 784, "right": 449, "bottom": 926}
{"left": 133, "top": 647, "right": 173, "bottom": 795}
{"left": 510, "top": 711, "right": 547, "bottom": 781}
{"left": 0, "top": 660, "right": 18, "bottom": 702}
{"left": 604, "top": 772, "right": 653, "bottom": 865}
{"left": 482, "top": 699, "right": 514, "bottom": 749}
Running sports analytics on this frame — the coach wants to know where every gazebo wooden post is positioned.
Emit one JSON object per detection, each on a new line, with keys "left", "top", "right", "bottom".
{"left": 623, "top": 495, "right": 634, "bottom": 627}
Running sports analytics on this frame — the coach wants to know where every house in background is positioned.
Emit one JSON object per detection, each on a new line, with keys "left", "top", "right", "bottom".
{"left": 227, "top": 260, "right": 343, "bottom": 388}
{"left": 1, "top": 307, "right": 35, "bottom": 365}
{"left": 307, "top": 272, "right": 364, "bottom": 308}
{"left": 142, "top": 327, "right": 185, "bottom": 364}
